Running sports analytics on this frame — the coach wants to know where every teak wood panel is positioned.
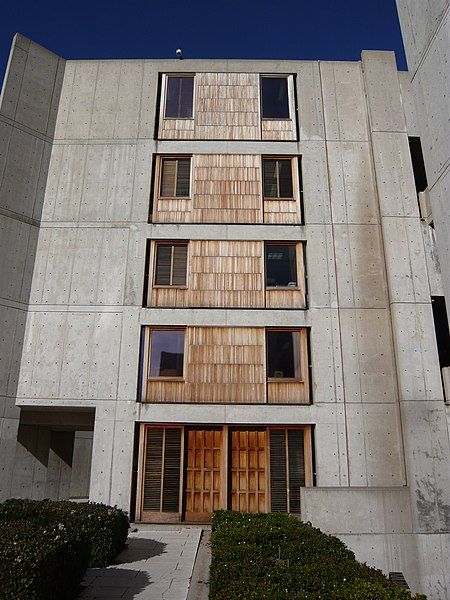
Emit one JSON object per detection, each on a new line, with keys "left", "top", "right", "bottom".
{"left": 261, "top": 119, "right": 297, "bottom": 141}
{"left": 144, "top": 327, "right": 266, "bottom": 403}
{"left": 185, "top": 428, "right": 223, "bottom": 521}
{"left": 231, "top": 429, "right": 267, "bottom": 513}
{"left": 263, "top": 199, "right": 300, "bottom": 224}
{"left": 149, "top": 240, "right": 265, "bottom": 308}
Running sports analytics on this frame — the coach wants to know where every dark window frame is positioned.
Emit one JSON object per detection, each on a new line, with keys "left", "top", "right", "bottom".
{"left": 265, "top": 242, "right": 300, "bottom": 289}
{"left": 164, "top": 74, "right": 195, "bottom": 119}
{"left": 147, "top": 327, "right": 186, "bottom": 381}
{"left": 266, "top": 328, "right": 305, "bottom": 382}
{"left": 153, "top": 241, "right": 189, "bottom": 288}
{"left": 262, "top": 157, "right": 295, "bottom": 200}
{"left": 158, "top": 156, "right": 192, "bottom": 199}
{"left": 260, "top": 75, "right": 291, "bottom": 120}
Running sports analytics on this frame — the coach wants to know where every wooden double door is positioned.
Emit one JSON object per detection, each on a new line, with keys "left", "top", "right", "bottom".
{"left": 138, "top": 425, "right": 312, "bottom": 522}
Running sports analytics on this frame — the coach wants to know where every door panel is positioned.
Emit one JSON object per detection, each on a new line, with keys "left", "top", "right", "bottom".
{"left": 185, "top": 428, "right": 222, "bottom": 521}
{"left": 231, "top": 429, "right": 266, "bottom": 513}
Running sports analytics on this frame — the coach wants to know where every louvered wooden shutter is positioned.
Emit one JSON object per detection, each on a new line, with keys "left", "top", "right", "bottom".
{"left": 142, "top": 427, "right": 182, "bottom": 514}
{"left": 269, "top": 429, "right": 287, "bottom": 511}
{"left": 287, "top": 429, "right": 305, "bottom": 513}
{"left": 155, "top": 245, "right": 172, "bottom": 285}
{"left": 172, "top": 245, "right": 188, "bottom": 286}
{"left": 176, "top": 159, "right": 191, "bottom": 197}
{"left": 160, "top": 159, "right": 177, "bottom": 197}
{"left": 278, "top": 160, "right": 293, "bottom": 198}
{"left": 263, "top": 159, "right": 278, "bottom": 198}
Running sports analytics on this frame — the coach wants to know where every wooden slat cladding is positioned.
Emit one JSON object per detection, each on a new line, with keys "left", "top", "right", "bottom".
{"left": 185, "top": 428, "right": 223, "bottom": 521}
{"left": 193, "top": 154, "right": 262, "bottom": 223}
{"left": 159, "top": 117, "right": 195, "bottom": 140}
{"left": 267, "top": 329, "right": 309, "bottom": 404}
{"left": 144, "top": 327, "right": 266, "bottom": 404}
{"left": 261, "top": 118, "right": 296, "bottom": 141}
{"left": 149, "top": 240, "right": 265, "bottom": 308}
{"left": 231, "top": 429, "right": 267, "bottom": 513}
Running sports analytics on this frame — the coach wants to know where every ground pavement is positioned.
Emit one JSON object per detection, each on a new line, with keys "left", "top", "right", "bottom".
{"left": 77, "top": 526, "right": 203, "bottom": 600}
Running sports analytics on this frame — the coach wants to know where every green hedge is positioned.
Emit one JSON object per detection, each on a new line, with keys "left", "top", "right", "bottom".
{"left": 0, "top": 499, "right": 129, "bottom": 567}
{"left": 0, "top": 519, "right": 90, "bottom": 600}
{"left": 210, "top": 511, "right": 427, "bottom": 600}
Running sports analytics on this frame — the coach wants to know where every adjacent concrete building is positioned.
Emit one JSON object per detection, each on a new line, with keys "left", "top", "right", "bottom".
{"left": 0, "top": 34, "right": 449, "bottom": 597}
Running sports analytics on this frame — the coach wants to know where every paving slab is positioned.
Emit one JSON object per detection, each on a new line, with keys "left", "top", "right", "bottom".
{"left": 77, "top": 526, "right": 202, "bottom": 600}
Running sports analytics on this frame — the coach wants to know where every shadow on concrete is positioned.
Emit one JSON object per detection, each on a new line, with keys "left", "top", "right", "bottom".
{"left": 113, "top": 538, "right": 167, "bottom": 564}
{"left": 77, "top": 568, "right": 151, "bottom": 599}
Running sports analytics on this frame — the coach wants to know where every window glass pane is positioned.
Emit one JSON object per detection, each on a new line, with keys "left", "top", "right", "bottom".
{"left": 160, "top": 159, "right": 176, "bottom": 197}
{"left": 149, "top": 330, "right": 185, "bottom": 378}
{"left": 176, "top": 159, "right": 191, "bottom": 197}
{"left": 267, "top": 331, "right": 301, "bottom": 379}
{"left": 278, "top": 160, "right": 293, "bottom": 198}
{"left": 261, "top": 77, "right": 289, "bottom": 119}
{"left": 155, "top": 245, "right": 172, "bottom": 285}
{"left": 263, "top": 159, "right": 278, "bottom": 198}
{"left": 265, "top": 245, "right": 297, "bottom": 287}
{"left": 165, "top": 76, "right": 194, "bottom": 118}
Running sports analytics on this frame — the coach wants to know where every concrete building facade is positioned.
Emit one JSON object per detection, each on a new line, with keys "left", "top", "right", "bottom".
{"left": 0, "top": 34, "right": 449, "bottom": 597}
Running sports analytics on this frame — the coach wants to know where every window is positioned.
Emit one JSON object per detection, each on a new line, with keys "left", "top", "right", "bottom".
{"left": 263, "top": 158, "right": 293, "bottom": 199}
{"left": 148, "top": 329, "right": 185, "bottom": 378}
{"left": 265, "top": 244, "right": 298, "bottom": 288}
{"left": 160, "top": 157, "right": 191, "bottom": 198}
{"left": 261, "top": 76, "right": 290, "bottom": 119}
{"left": 164, "top": 75, "right": 194, "bottom": 118}
{"left": 267, "top": 330, "right": 302, "bottom": 379}
{"left": 154, "top": 243, "right": 188, "bottom": 287}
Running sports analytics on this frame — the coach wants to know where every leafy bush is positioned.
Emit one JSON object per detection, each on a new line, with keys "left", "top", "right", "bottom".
{"left": 210, "top": 511, "right": 426, "bottom": 600}
{"left": 0, "top": 499, "right": 129, "bottom": 567}
{"left": 0, "top": 519, "right": 89, "bottom": 600}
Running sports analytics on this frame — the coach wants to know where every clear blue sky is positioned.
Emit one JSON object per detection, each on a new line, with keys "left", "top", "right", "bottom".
{"left": 0, "top": 0, "right": 407, "bottom": 83}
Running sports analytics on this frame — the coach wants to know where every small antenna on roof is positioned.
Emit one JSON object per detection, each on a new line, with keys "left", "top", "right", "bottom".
{"left": 176, "top": 48, "right": 183, "bottom": 60}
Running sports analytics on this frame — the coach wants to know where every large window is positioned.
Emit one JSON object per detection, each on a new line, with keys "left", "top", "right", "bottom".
{"left": 159, "top": 157, "right": 191, "bottom": 198}
{"left": 265, "top": 244, "right": 298, "bottom": 288}
{"left": 148, "top": 329, "right": 185, "bottom": 378}
{"left": 261, "top": 76, "right": 290, "bottom": 119}
{"left": 164, "top": 75, "right": 194, "bottom": 118}
{"left": 263, "top": 158, "right": 293, "bottom": 199}
{"left": 267, "top": 330, "right": 302, "bottom": 380}
{"left": 154, "top": 243, "right": 188, "bottom": 287}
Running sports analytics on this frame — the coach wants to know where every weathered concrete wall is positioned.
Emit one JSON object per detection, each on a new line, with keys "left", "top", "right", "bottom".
{"left": 0, "top": 34, "right": 64, "bottom": 499}
{"left": 396, "top": 1, "right": 450, "bottom": 324}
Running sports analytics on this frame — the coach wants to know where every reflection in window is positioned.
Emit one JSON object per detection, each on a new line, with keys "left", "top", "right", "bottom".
{"left": 261, "top": 77, "right": 289, "bottom": 119}
{"left": 165, "top": 76, "right": 194, "bottom": 118}
{"left": 160, "top": 158, "right": 191, "bottom": 198}
{"left": 154, "top": 243, "right": 188, "bottom": 286}
{"left": 149, "top": 329, "right": 185, "bottom": 378}
{"left": 263, "top": 159, "right": 293, "bottom": 199}
{"left": 265, "top": 244, "right": 298, "bottom": 287}
{"left": 267, "top": 330, "right": 301, "bottom": 379}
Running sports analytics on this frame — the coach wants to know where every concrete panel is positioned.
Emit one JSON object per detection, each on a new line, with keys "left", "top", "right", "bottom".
{"left": 131, "top": 140, "right": 153, "bottom": 222}
{"left": 0, "top": 306, "right": 22, "bottom": 396}
{"left": 0, "top": 43, "right": 28, "bottom": 121}
{"left": 301, "top": 487, "right": 412, "bottom": 534}
{"left": 90, "top": 61, "right": 121, "bottom": 139}
{"left": 70, "top": 430, "right": 93, "bottom": 499}
{"left": 361, "top": 51, "right": 406, "bottom": 133}
{"left": 398, "top": 71, "right": 419, "bottom": 136}
{"left": 5, "top": 309, "right": 27, "bottom": 399}
{"left": 114, "top": 61, "right": 143, "bottom": 139}
{"left": 382, "top": 217, "right": 430, "bottom": 303}
{"left": 123, "top": 230, "right": 146, "bottom": 306}
{"left": 117, "top": 308, "right": 141, "bottom": 400}
{"left": 421, "top": 222, "right": 444, "bottom": 296}
{"left": 429, "top": 170, "right": 450, "bottom": 318}
{"left": 109, "top": 418, "right": 135, "bottom": 509}
{"left": 339, "top": 309, "right": 397, "bottom": 404}
{"left": 327, "top": 141, "right": 378, "bottom": 225}
{"left": 345, "top": 403, "right": 406, "bottom": 487}
{"left": 320, "top": 62, "right": 368, "bottom": 141}
{"left": 137, "top": 62, "right": 158, "bottom": 139}
{"left": 371, "top": 132, "right": 418, "bottom": 217}
{"left": 301, "top": 141, "right": 331, "bottom": 224}
{"left": 334, "top": 225, "right": 388, "bottom": 308}
{"left": 306, "top": 225, "right": 337, "bottom": 308}
{"left": 295, "top": 61, "right": 324, "bottom": 141}
{"left": 0, "top": 216, "right": 31, "bottom": 302}
{"left": 401, "top": 400, "right": 450, "bottom": 533}
{"left": 89, "top": 403, "right": 116, "bottom": 505}
{"left": 0, "top": 416, "right": 19, "bottom": 499}
{"left": 64, "top": 62, "right": 99, "bottom": 140}
{"left": 313, "top": 404, "right": 349, "bottom": 487}
{"left": 309, "top": 308, "right": 344, "bottom": 403}
{"left": 391, "top": 303, "right": 444, "bottom": 401}
{"left": 53, "top": 61, "right": 76, "bottom": 140}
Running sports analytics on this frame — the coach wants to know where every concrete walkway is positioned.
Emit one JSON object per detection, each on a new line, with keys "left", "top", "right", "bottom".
{"left": 77, "top": 526, "right": 203, "bottom": 600}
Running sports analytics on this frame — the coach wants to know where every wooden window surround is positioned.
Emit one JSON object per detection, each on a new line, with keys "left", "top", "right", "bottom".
{"left": 266, "top": 328, "right": 308, "bottom": 383}
{"left": 136, "top": 424, "right": 313, "bottom": 522}
{"left": 153, "top": 242, "right": 189, "bottom": 288}
{"left": 262, "top": 156, "right": 298, "bottom": 200}
{"left": 260, "top": 75, "right": 291, "bottom": 120}
{"left": 265, "top": 242, "right": 302, "bottom": 289}
{"left": 144, "top": 327, "right": 186, "bottom": 382}
{"left": 163, "top": 74, "right": 195, "bottom": 119}
{"left": 158, "top": 156, "right": 191, "bottom": 199}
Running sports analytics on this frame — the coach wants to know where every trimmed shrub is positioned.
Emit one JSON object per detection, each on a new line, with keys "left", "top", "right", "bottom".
{"left": 0, "top": 499, "right": 129, "bottom": 567}
{"left": 210, "top": 511, "right": 427, "bottom": 600}
{"left": 0, "top": 519, "right": 89, "bottom": 600}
